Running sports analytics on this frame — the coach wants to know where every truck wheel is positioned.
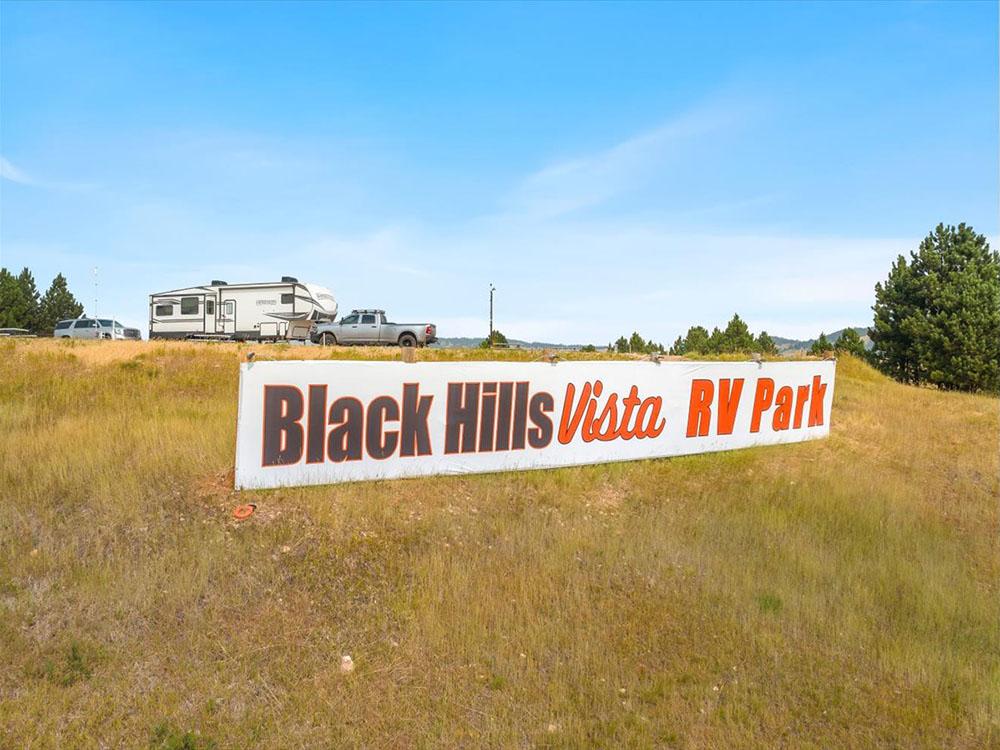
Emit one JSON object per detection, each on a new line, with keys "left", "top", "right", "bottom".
{"left": 398, "top": 333, "right": 417, "bottom": 348}
{"left": 319, "top": 332, "right": 337, "bottom": 346}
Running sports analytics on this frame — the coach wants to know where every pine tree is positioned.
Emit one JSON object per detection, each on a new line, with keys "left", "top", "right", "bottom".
{"left": 719, "top": 314, "right": 755, "bottom": 353}
{"left": 809, "top": 332, "right": 831, "bottom": 356}
{"left": 16, "top": 267, "right": 41, "bottom": 332}
{"left": 706, "top": 327, "right": 723, "bottom": 353}
{"left": 683, "top": 326, "right": 710, "bottom": 354}
{"left": 834, "top": 328, "right": 866, "bottom": 358}
{"left": 0, "top": 267, "right": 33, "bottom": 328}
{"left": 755, "top": 331, "right": 778, "bottom": 355}
{"left": 871, "top": 223, "right": 999, "bottom": 391}
{"left": 628, "top": 331, "right": 646, "bottom": 353}
{"left": 38, "top": 273, "right": 84, "bottom": 333}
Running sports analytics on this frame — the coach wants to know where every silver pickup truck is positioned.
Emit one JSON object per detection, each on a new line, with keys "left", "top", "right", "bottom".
{"left": 313, "top": 309, "right": 438, "bottom": 347}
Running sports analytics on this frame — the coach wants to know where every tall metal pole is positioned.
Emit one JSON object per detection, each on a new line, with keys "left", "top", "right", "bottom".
{"left": 93, "top": 266, "right": 98, "bottom": 319}
{"left": 489, "top": 283, "right": 495, "bottom": 348}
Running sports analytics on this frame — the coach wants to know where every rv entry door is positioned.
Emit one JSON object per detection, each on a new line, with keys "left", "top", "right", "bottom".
{"left": 220, "top": 300, "right": 236, "bottom": 336}
{"left": 205, "top": 297, "right": 217, "bottom": 334}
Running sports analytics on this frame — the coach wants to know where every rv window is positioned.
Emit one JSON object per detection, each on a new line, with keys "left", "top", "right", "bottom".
{"left": 281, "top": 293, "right": 294, "bottom": 305}
{"left": 206, "top": 300, "right": 215, "bottom": 315}
{"left": 180, "top": 297, "right": 199, "bottom": 315}
{"left": 155, "top": 304, "right": 173, "bottom": 316}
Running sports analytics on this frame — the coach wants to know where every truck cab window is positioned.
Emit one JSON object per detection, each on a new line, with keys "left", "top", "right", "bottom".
{"left": 361, "top": 314, "right": 376, "bottom": 324}
{"left": 379, "top": 313, "right": 387, "bottom": 324}
{"left": 341, "top": 315, "right": 359, "bottom": 325}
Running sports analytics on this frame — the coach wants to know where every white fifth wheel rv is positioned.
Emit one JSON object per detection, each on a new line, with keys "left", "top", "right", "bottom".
{"left": 149, "top": 277, "right": 338, "bottom": 341}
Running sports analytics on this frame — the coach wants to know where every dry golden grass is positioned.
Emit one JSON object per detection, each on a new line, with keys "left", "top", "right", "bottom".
{"left": 1, "top": 339, "right": 997, "bottom": 748}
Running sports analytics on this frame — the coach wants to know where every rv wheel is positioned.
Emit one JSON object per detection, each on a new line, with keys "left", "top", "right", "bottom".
{"left": 319, "top": 332, "right": 337, "bottom": 347}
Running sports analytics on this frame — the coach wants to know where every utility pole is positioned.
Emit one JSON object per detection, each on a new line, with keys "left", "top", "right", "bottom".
{"left": 489, "top": 283, "right": 496, "bottom": 348}
{"left": 92, "top": 266, "right": 98, "bottom": 319}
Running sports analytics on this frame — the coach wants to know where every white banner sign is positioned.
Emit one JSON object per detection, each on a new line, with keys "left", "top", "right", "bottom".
{"left": 234, "top": 359, "right": 836, "bottom": 489}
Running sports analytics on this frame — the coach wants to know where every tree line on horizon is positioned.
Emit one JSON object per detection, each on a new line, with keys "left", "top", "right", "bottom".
{"left": 0, "top": 267, "right": 85, "bottom": 333}
{"left": 608, "top": 333, "right": 666, "bottom": 355}
{"left": 666, "top": 317, "right": 868, "bottom": 358}
{"left": 661, "top": 223, "right": 997, "bottom": 393}
{"left": 3, "top": 223, "right": 995, "bottom": 393}
{"left": 668, "top": 314, "right": 778, "bottom": 356}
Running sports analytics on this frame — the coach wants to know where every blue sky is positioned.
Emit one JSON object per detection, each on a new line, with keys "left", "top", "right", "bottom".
{"left": 1, "top": 1, "right": 996, "bottom": 342}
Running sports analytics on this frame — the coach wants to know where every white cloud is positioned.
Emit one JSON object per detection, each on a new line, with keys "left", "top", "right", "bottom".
{"left": 0, "top": 155, "right": 97, "bottom": 192}
{"left": 279, "top": 221, "right": 910, "bottom": 345}
{"left": 507, "top": 99, "right": 749, "bottom": 218}
{"left": 0, "top": 156, "right": 35, "bottom": 185}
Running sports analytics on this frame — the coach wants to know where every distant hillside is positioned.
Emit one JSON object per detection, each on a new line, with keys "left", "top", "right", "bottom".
{"left": 431, "top": 337, "right": 587, "bottom": 350}
{"left": 772, "top": 327, "right": 872, "bottom": 354}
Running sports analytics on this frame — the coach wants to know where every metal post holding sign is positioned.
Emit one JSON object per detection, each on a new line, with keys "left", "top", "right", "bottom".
{"left": 234, "top": 359, "right": 836, "bottom": 490}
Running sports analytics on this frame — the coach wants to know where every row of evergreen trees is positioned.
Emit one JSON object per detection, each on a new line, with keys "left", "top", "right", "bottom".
{"left": 669, "top": 314, "right": 777, "bottom": 356}
{"left": 607, "top": 332, "right": 666, "bottom": 355}
{"left": 667, "top": 318, "right": 867, "bottom": 359}
{"left": 0, "top": 267, "right": 84, "bottom": 333}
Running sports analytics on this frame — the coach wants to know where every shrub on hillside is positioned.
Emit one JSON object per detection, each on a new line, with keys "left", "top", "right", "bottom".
{"left": 479, "top": 329, "right": 509, "bottom": 348}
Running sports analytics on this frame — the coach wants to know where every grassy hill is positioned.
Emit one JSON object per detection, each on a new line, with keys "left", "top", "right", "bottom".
{"left": 1, "top": 340, "right": 997, "bottom": 748}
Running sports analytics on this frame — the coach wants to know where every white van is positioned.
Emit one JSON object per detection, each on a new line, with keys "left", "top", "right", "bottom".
{"left": 97, "top": 319, "right": 127, "bottom": 339}
{"left": 54, "top": 317, "right": 127, "bottom": 339}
